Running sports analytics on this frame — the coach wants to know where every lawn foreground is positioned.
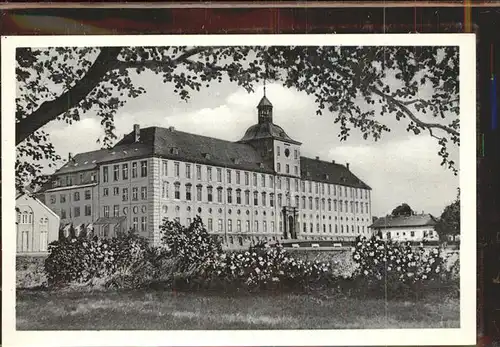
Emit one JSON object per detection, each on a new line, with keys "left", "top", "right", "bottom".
{"left": 16, "top": 289, "right": 459, "bottom": 330}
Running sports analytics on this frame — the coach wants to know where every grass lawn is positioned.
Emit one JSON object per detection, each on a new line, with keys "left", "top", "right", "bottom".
{"left": 16, "top": 289, "right": 459, "bottom": 330}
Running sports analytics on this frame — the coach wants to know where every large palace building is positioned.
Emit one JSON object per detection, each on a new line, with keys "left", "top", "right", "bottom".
{"left": 41, "top": 94, "right": 373, "bottom": 248}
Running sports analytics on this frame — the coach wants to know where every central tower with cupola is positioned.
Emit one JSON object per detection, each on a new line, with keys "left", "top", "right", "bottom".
{"left": 238, "top": 92, "right": 302, "bottom": 178}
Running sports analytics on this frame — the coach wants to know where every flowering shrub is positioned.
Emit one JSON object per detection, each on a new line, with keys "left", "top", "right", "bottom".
{"left": 351, "top": 236, "right": 445, "bottom": 298}
{"left": 44, "top": 230, "right": 155, "bottom": 288}
{"left": 160, "top": 216, "right": 222, "bottom": 273}
{"left": 199, "top": 243, "right": 333, "bottom": 292}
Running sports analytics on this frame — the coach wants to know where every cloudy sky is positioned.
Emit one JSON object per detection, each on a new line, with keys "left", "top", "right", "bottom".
{"left": 39, "top": 61, "right": 459, "bottom": 218}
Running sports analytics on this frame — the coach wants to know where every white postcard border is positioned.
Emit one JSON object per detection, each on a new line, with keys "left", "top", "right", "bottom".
{"left": 2, "top": 33, "right": 476, "bottom": 347}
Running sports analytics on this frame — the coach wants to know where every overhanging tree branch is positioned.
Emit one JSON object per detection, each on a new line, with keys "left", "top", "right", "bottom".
{"left": 16, "top": 47, "right": 124, "bottom": 145}
{"left": 113, "top": 47, "right": 208, "bottom": 71}
{"left": 16, "top": 47, "right": 209, "bottom": 146}
{"left": 370, "top": 87, "right": 460, "bottom": 137}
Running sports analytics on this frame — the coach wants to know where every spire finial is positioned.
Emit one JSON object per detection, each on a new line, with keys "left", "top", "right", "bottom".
{"left": 263, "top": 77, "right": 266, "bottom": 97}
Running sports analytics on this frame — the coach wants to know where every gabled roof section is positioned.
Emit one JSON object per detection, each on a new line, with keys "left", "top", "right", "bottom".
{"left": 115, "top": 126, "right": 275, "bottom": 173}
{"left": 238, "top": 122, "right": 301, "bottom": 145}
{"left": 369, "top": 214, "right": 438, "bottom": 229}
{"left": 300, "top": 157, "right": 371, "bottom": 189}
{"left": 16, "top": 192, "right": 60, "bottom": 220}
{"left": 55, "top": 149, "right": 110, "bottom": 175}
{"left": 151, "top": 127, "right": 274, "bottom": 173}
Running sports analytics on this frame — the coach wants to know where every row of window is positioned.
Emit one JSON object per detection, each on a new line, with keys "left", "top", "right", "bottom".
{"left": 178, "top": 217, "right": 367, "bottom": 235}
{"left": 276, "top": 162, "right": 299, "bottom": 176}
{"left": 161, "top": 182, "right": 370, "bottom": 213}
{"left": 59, "top": 205, "right": 92, "bottom": 219}
{"left": 98, "top": 216, "right": 148, "bottom": 236}
{"left": 102, "top": 160, "right": 148, "bottom": 183}
{"left": 50, "top": 190, "right": 92, "bottom": 204}
{"left": 56, "top": 172, "right": 97, "bottom": 188}
{"left": 162, "top": 204, "right": 370, "bottom": 224}
{"left": 383, "top": 230, "right": 436, "bottom": 238}
{"left": 102, "top": 204, "right": 147, "bottom": 217}
{"left": 160, "top": 160, "right": 369, "bottom": 199}
{"left": 17, "top": 211, "right": 34, "bottom": 224}
{"left": 19, "top": 229, "right": 49, "bottom": 252}
{"left": 96, "top": 186, "right": 149, "bottom": 201}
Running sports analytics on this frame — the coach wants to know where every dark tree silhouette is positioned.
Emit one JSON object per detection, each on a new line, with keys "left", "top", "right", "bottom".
{"left": 68, "top": 224, "right": 77, "bottom": 239}
{"left": 16, "top": 46, "right": 459, "bottom": 189}
{"left": 436, "top": 188, "right": 460, "bottom": 241}
{"left": 58, "top": 227, "right": 66, "bottom": 241}
{"left": 391, "top": 203, "right": 414, "bottom": 217}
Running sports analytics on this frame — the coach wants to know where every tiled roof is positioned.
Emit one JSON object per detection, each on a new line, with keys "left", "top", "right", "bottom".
{"left": 55, "top": 149, "right": 110, "bottom": 174}
{"left": 300, "top": 157, "right": 371, "bottom": 189}
{"left": 238, "top": 122, "right": 301, "bottom": 145}
{"left": 50, "top": 126, "right": 371, "bottom": 190}
{"left": 369, "top": 214, "right": 438, "bottom": 229}
{"left": 116, "top": 126, "right": 275, "bottom": 173}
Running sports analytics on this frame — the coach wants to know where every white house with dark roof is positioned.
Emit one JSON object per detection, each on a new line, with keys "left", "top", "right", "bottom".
{"left": 16, "top": 190, "right": 60, "bottom": 254}
{"left": 40, "top": 93, "right": 373, "bottom": 248}
{"left": 369, "top": 214, "right": 439, "bottom": 242}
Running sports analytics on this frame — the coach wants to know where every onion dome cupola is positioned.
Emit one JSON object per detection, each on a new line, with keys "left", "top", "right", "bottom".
{"left": 238, "top": 91, "right": 301, "bottom": 145}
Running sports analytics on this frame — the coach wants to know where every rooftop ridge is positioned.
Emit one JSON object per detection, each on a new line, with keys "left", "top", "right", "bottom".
{"left": 134, "top": 125, "right": 249, "bottom": 147}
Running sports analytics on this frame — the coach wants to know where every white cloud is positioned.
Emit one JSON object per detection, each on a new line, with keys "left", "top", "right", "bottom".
{"left": 327, "top": 135, "right": 458, "bottom": 217}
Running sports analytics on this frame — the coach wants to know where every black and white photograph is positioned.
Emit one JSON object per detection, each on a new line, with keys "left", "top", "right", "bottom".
{"left": 2, "top": 34, "right": 476, "bottom": 346}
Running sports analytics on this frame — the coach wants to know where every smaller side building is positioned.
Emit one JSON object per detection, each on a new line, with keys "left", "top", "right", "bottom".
{"left": 369, "top": 213, "right": 439, "bottom": 242}
{"left": 16, "top": 191, "right": 60, "bottom": 255}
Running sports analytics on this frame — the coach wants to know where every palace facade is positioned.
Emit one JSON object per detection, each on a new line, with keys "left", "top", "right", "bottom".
{"left": 42, "top": 94, "right": 373, "bottom": 248}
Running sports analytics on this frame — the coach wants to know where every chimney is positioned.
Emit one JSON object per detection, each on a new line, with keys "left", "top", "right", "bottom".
{"left": 332, "top": 160, "right": 335, "bottom": 164}
{"left": 315, "top": 156, "right": 320, "bottom": 160}
{"left": 68, "top": 152, "right": 73, "bottom": 162}
{"left": 346, "top": 162, "right": 350, "bottom": 170}
{"left": 133, "top": 124, "right": 140, "bottom": 142}
{"left": 169, "top": 126, "right": 175, "bottom": 132}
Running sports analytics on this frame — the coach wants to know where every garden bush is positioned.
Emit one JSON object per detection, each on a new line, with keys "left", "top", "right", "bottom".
{"left": 196, "top": 243, "right": 334, "bottom": 293}
{"left": 351, "top": 236, "right": 451, "bottom": 299}
{"left": 44, "top": 230, "right": 156, "bottom": 289}
{"left": 41, "top": 216, "right": 459, "bottom": 298}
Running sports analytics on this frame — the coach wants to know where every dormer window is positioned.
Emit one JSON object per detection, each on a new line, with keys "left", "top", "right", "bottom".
{"left": 203, "top": 153, "right": 211, "bottom": 160}
{"left": 171, "top": 147, "right": 179, "bottom": 155}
